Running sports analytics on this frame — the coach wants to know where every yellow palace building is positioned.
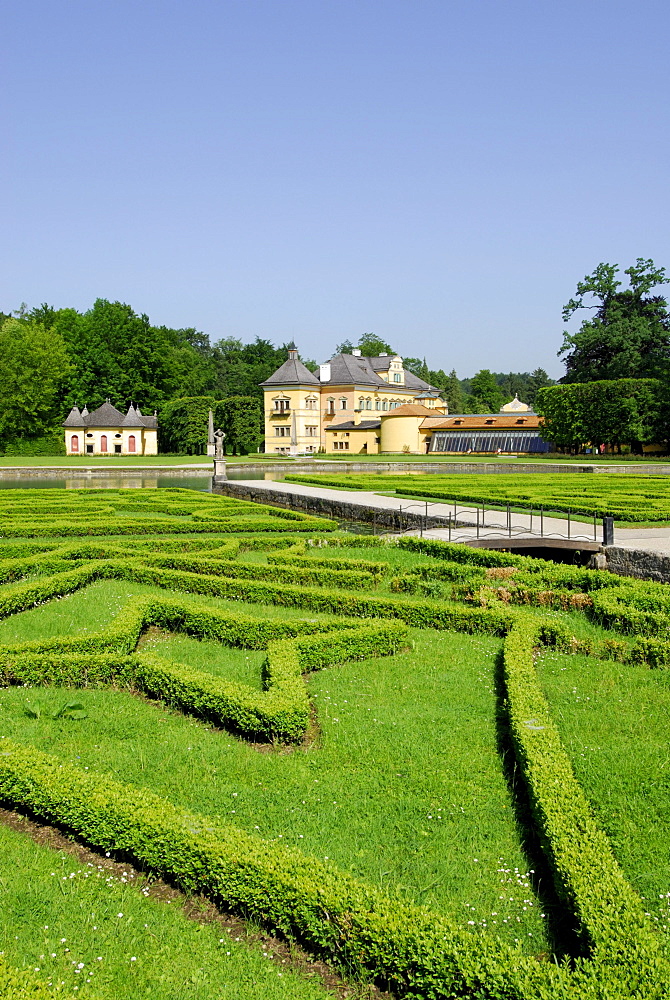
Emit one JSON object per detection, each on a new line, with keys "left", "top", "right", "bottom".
{"left": 261, "top": 344, "right": 445, "bottom": 455}
{"left": 261, "top": 345, "right": 550, "bottom": 456}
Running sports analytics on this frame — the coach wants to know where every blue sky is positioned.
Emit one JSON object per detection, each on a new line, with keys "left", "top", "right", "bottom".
{"left": 3, "top": 0, "right": 669, "bottom": 378}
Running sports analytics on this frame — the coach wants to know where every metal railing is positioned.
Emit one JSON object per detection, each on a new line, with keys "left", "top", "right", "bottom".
{"left": 373, "top": 500, "right": 614, "bottom": 546}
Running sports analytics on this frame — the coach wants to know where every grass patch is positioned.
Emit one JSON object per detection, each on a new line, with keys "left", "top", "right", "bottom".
{"left": 0, "top": 579, "right": 352, "bottom": 646}
{"left": 3, "top": 493, "right": 670, "bottom": 995}
{"left": 0, "top": 623, "right": 549, "bottom": 951}
{"left": 0, "top": 820, "right": 334, "bottom": 999}
{"left": 141, "top": 631, "right": 266, "bottom": 688}
{"left": 537, "top": 648, "right": 670, "bottom": 922}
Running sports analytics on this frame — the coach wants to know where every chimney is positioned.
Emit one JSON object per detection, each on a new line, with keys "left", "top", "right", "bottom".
{"left": 353, "top": 409, "right": 361, "bottom": 425}
{"left": 352, "top": 348, "right": 362, "bottom": 357}
{"left": 319, "top": 363, "right": 331, "bottom": 382}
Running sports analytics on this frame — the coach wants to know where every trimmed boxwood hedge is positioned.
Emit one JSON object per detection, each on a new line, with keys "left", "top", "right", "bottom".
{"left": 0, "top": 595, "right": 408, "bottom": 742}
{"left": 502, "top": 621, "right": 670, "bottom": 995}
{"left": 4, "top": 501, "right": 670, "bottom": 996}
{"left": 0, "top": 739, "right": 571, "bottom": 1000}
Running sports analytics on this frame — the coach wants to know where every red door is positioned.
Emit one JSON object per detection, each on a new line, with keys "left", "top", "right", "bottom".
{"left": 71, "top": 435, "right": 79, "bottom": 453}
{"left": 128, "top": 435, "right": 136, "bottom": 453}
{"left": 100, "top": 435, "right": 107, "bottom": 452}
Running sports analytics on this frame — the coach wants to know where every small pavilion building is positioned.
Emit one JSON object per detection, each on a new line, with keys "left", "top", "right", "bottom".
{"left": 63, "top": 400, "right": 158, "bottom": 456}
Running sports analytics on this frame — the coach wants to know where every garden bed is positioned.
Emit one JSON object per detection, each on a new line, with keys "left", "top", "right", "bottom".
{"left": 0, "top": 490, "right": 669, "bottom": 998}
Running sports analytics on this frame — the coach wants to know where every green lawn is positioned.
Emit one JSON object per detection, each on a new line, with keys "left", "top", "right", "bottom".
{"left": 0, "top": 579, "right": 547, "bottom": 949}
{"left": 537, "top": 649, "right": 670, "bottom": 923}
{"left": 2, "top": 493, "right": 670, "bottom": 996}
{"left": 0, "top": 821, "right": 334, "bottom": 1000}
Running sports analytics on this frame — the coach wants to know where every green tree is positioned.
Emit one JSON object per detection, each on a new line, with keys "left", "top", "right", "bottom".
{"left": 559, "top": 259, "right": 670, "bottom": 382}
{"left": 158, "top": 395, "right": 262, "bottom": 455}
{"left": 443, "top": 369, "right": 464, "bottom": 413}
{"left": 0, "top": 318, "right": 73, "bottom": 445}
{"left": 212, "top": 337, "right": 291, "bottom": 403}
{"left": 526, "top": 368, "right": 554, "bottom": 407}
{"left": 356, "top": 333, "right": 395, "bottom": 357}
{"left": 158, "top": 396, "right": 215, "bottom": 454}
{"left": 536, "top": 379, "right": 666, "bottom": 453}
{"left": 51, "top": 299, "right": 215, "bottom": 413}
{"left": 219, "top": 396, "right": 262, "bottom": 455}
{"left": 403, "top": 356, "right": 433, "bottom": 380}
{"left": 468, "top": 370, "right": 505, "bottom": 412}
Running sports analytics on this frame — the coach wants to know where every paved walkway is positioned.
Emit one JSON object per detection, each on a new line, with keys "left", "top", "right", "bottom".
{"left": 230, "top": 478, "right": 670, "bottom": 557}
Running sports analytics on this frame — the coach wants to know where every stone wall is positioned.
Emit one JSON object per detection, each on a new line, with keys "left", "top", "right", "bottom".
{"left": 604, "top": 546, "right": 670, "bottom": 584}
{"left": 212, "top": 481, "right": 454, "bottom": 530}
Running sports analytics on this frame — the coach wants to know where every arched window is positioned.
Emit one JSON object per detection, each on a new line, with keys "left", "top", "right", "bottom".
{"left": 70, "top": 434, "right": 79, "bottom": 453}
{"left": 100, "top": 435, "right": 108, "bottom": 452}
{"left": 128, "top": 435, "right": 136, "bottom": 453}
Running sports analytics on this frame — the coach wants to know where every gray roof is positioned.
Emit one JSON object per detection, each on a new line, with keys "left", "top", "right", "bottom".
{"left": 322, "top": 353, "right": 389, "bottom": 388}
{"left": 323, "top": 353, "right": 441, "bottom": 393}
{"left": 367, "top": 355, "right": 399, "bottom": 370}
{"left": 63, "top": 406, "right": 85, "bottom": 427}
{"left": 63, "top": 399, "right": 158, "bottom": 429}
{"left": 403, "top": 370, "right": 441, "bottom": 392}
{"left": 260, "top": 357, "right": 320, "bottom": 387}
{"left": 84, "top": 401, "right": 126, "bottom": 426}
{"left": 325, "top": 419, "right": 381, "bottom": 431}
{"left": 122, "top": 404, "right": 146, "bottom": 427}
{"left": 261, "top": 350, "right": 440, "bottom": 394}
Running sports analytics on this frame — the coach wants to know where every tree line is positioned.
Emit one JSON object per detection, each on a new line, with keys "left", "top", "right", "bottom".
{"left": 5, "top": 259, "right": 666, "bottom": 456}
{"left": 0, "top": 301, "right": 297, "bottom": 454}
{"left": 0, "top": 302, "right": 550, "bottom": 455}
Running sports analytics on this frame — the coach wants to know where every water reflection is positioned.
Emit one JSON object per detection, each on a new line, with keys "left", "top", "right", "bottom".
{"left": 0, "top": 470, "right": 280, "bottom": 492}
{"left": 0, "top": 462, "right": 440, "bottom": 493}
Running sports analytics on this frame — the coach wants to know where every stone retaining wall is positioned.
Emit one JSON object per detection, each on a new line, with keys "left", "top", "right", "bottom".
{"left": 212, "top": 481, "right": 454, "bottom": 530}
{"left": 604, "top": 546, "right": 670, "bottom": 584}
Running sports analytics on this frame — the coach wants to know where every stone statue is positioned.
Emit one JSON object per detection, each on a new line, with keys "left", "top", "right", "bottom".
{"left": 214, "top": 428, "right": 226, "bottom": 459}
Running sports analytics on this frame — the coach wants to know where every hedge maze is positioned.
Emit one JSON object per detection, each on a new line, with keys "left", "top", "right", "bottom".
{"left": 285, "top": 471, "right": 670, "bottom": 522}
{"left": 1, "top": 489, "right": 670, "bottom": 998}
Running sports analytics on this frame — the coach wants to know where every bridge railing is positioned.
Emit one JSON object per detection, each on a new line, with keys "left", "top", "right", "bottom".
{"left": 376, "top": 500, "right": 614, "bottom": 546}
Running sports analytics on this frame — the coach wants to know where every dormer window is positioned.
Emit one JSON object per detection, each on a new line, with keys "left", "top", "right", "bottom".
{"left": 516, "top": 417, "right": 527, "bottom": 424}
{"left": 454, "top": 419, "right": 463, "bottom": 425}
{"left": 485, "top": 418, "right": 495, "bottom": 424}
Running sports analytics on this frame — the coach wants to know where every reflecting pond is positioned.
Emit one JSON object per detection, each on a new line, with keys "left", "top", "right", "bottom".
{"left": 0, "top": 470, "right": 284, "bottom": 492}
